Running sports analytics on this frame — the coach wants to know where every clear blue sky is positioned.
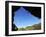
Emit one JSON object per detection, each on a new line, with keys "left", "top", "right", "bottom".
{"left": 13, "top": 7, "right": 41, "bottom": 28}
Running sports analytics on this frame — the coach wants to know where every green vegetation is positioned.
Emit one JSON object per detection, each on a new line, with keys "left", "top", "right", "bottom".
{"left": 18, "top": 27, "right": 25, "bottom": 31}
{"left": 15, "top": 23, "right": 41, "bottom": 31}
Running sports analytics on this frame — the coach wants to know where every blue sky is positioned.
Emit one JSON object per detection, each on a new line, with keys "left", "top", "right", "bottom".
{"left": 14, "top": 7, "right": 41, "bottom": 28}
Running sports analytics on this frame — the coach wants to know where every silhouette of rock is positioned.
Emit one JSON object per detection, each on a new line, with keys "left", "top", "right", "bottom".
{"left": 12, "top": 6, "right": 41, "bottom": 31}
{"left": 12, "top": 24, "right": 18, "bottom": 31}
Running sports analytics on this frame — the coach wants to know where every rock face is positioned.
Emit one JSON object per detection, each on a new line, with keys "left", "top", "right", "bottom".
{"left": 12, "top": 6, "right": 41, "bottom": 19}
{"left": 12, "top": 6, "right": 18, "bottom": 31}
{"left": 12, "top": 24, "right": 18, "bottom": 31}
{"left": 23, "top": 7, "right": 41, "bottom": 19}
